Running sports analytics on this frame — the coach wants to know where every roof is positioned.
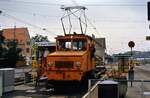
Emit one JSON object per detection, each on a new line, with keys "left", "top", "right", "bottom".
{"left": 48, "top": 51, "right": 87, "bottom": 57}
{"left": 99, "top": 80, "right": 118, "bottom": 84}
{"left": 56, "top": 34, "right": 93, "bottom": 41}
{"left": 115, "top": 54, "right": 131, "bottom": 57}
{"left": 35, "top": 42, "right": 56, "bottom": 46}
{"left": 2, "top": 27, "right": 30, "bottom": 41}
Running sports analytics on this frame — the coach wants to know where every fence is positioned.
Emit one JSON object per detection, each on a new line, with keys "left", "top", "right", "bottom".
{"left": 15, "top": 71, "right": 32, "bottom": 85}
{"left": 82, "top": 79, "right": 150, "bottom": 98}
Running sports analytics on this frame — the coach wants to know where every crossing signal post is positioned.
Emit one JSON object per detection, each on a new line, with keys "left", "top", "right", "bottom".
{"left": 128, "top": 41, "right": 135, "bottom": 87}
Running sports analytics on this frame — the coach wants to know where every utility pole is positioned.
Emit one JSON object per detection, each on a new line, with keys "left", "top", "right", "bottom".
{"left": 0, "top": 11, "right": 2, "bottom": 31}
{"left": 13, "top": 25, "right": 16, "bottom": 41}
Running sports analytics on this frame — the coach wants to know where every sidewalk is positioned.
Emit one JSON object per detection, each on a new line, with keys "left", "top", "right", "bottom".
{"left": 126, "top": 82, "right": 141, "bottom": 98}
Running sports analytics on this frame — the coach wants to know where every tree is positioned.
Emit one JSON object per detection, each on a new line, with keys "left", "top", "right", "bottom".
{"left": 31, "top": 34, "right": 49, "bottom": 42}
{"left": 0, "top": 30, "right": 22, "bottom": 68}
{"left": 0, "top": 30, "right": 8, "bottom": 67}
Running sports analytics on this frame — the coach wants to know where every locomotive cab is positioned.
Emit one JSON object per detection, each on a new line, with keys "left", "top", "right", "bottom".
{"left": 56, "top": 35, "right": 88, "bottom": 51}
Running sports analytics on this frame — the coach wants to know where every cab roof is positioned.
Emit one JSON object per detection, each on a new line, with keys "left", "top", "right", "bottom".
{"left": 48, "top": 51, "right": 86, "bottom": 57}
{"left": 55, "top": 34, "right": 93, "bottom": 41}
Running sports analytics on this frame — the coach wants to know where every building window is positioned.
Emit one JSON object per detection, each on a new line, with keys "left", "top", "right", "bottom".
{"left": 27, "top": 41, "right": 30, "bottom": 45}
{"left": 26, "top": 48, "right": 30, "bottom": 53}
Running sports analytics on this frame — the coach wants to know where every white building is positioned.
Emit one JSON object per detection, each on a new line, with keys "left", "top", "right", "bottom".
{"left": 94, "top": 38, "right": 106, "bottom": 65}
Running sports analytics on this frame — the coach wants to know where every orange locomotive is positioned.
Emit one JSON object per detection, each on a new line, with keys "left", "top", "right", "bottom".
{"left": 39, "top": 6, "right": 97, "bottom": 89}
{"left": 42, "top": 34, "right": 96, "bottom": 83}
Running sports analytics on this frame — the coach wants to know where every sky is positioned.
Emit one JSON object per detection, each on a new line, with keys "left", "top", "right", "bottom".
{"left": 0, "top": 0, "right": 150, "bottom": 54}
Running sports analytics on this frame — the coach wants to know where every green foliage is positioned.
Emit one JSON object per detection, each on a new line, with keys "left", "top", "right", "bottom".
{"left": 0, "top": 31, "right": 7, "bottom": 66}
{"left": 31, "top": 34, "right": 49, "bottom": 42}
{"left": 0, "top": 31, "right": 23, "bottom": 68}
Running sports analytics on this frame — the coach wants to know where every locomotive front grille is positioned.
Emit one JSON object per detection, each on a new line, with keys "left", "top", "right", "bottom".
{"left": 55, "top": 61, "right": 73, "bottom": 68}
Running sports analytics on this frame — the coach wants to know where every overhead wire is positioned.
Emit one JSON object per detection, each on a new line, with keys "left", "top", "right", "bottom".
{"left": 0, "top": 0, "right": 146, "bottom": 6}
{"left": 69, "top": 0, "right": 101, "bottom": 36}
{"left": 1, "top": 9, "right": 145, "bottom": 24}
{"left": 1, "top": 11, "right": 57, "bottom": 36}
{"left": 83, "top": 4, "right": 145, "bottom": 7}
{"left": 69, "top": 0, "right": 147, "bottom": 54}
{"left": 0, "top": 1, "right": 146, "bottom": 53}
{"left": 66, "top": 0, "right": 88, "bottom": 34}
{"left": 0, "top": 7, "right": 60, "bottom": 18}
{"left": 0, "top": 0, "right": 61, "bottom": 6}
{"left": 86, "top": 17, "right": 101, "bottom": 36}
{"left": 0, "top": 7, "right": 145, "bottom": 24}
{"left": 0, "top": 7, "right": 146, "bottom": 24}
{"left": 70, "top": 0, "right": 78, "bottom": 6}
{"left": 0, "top": 1, "right": 146, "bottom": 37}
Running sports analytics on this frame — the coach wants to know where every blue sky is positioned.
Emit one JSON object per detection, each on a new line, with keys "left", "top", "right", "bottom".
{"left": 0, "top": 0, "right": 149, "bottom": 54}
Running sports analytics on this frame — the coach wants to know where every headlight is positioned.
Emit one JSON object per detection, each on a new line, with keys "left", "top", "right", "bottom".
{"left": 75, "top": 62, "right": 81, "bottom": 69}
{"left": 48, "top": 62, "right": 54, "bottom": 66}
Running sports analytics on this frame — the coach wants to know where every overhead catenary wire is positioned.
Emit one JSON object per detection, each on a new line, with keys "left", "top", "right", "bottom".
{"left": 0, "top": 1, "right": 146, "bottom": 54}
{"left": 1, "top": 11, "right": 57, "bottom": 36}
{"left": 0, "top": 7, "right": 146, "bottom": 24}
{"left": 83, "top": 4, "right": 145, "bottom": 6}
{"left": 0, "top": 1, "right": 146, "bottom": 37}
{"left": 70, "top": 0, "right": 78, "bottom": 6}
{"left": 0, "top": 7, "right": 60, "bottom": 18}
{"left": 0, "top": 0, "right": 146, "bottom": 6}
{"left": 0, "top": 0, "right": 61, "bottom": 6}
{"left": 68, "top": 0, "right": 101, "bottom": 36}
{"left": 85, "top": 17, "right": 101, "bottom": 37}
{"left": 0, "top": 8, "right": 145, "bottom": 24}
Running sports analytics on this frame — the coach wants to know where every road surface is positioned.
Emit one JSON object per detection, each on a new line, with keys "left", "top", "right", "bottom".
{"left": 126, "top": 65, "right": 150, "bottom": 98}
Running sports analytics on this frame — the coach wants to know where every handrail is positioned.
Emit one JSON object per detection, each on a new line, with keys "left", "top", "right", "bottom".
{"left": 82, "top": 81, "right": 99, "bottom": 98}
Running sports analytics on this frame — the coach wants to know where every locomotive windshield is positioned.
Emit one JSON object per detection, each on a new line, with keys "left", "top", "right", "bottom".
{"left": 57, "top": 39, "right": 87, "bottom": 51}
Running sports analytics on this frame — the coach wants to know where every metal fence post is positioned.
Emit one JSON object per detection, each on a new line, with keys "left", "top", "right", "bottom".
{"left": 88, "top": 79, "right": 91, "bottom": 98}
{"left": 24, "top": 73, "right": 26, "bottom": 84}
{"left": 88, "top": 79, "right": 91, "bottom": 91}
{"left": 141, "top": 80, "right": 144, "bottom": 98}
